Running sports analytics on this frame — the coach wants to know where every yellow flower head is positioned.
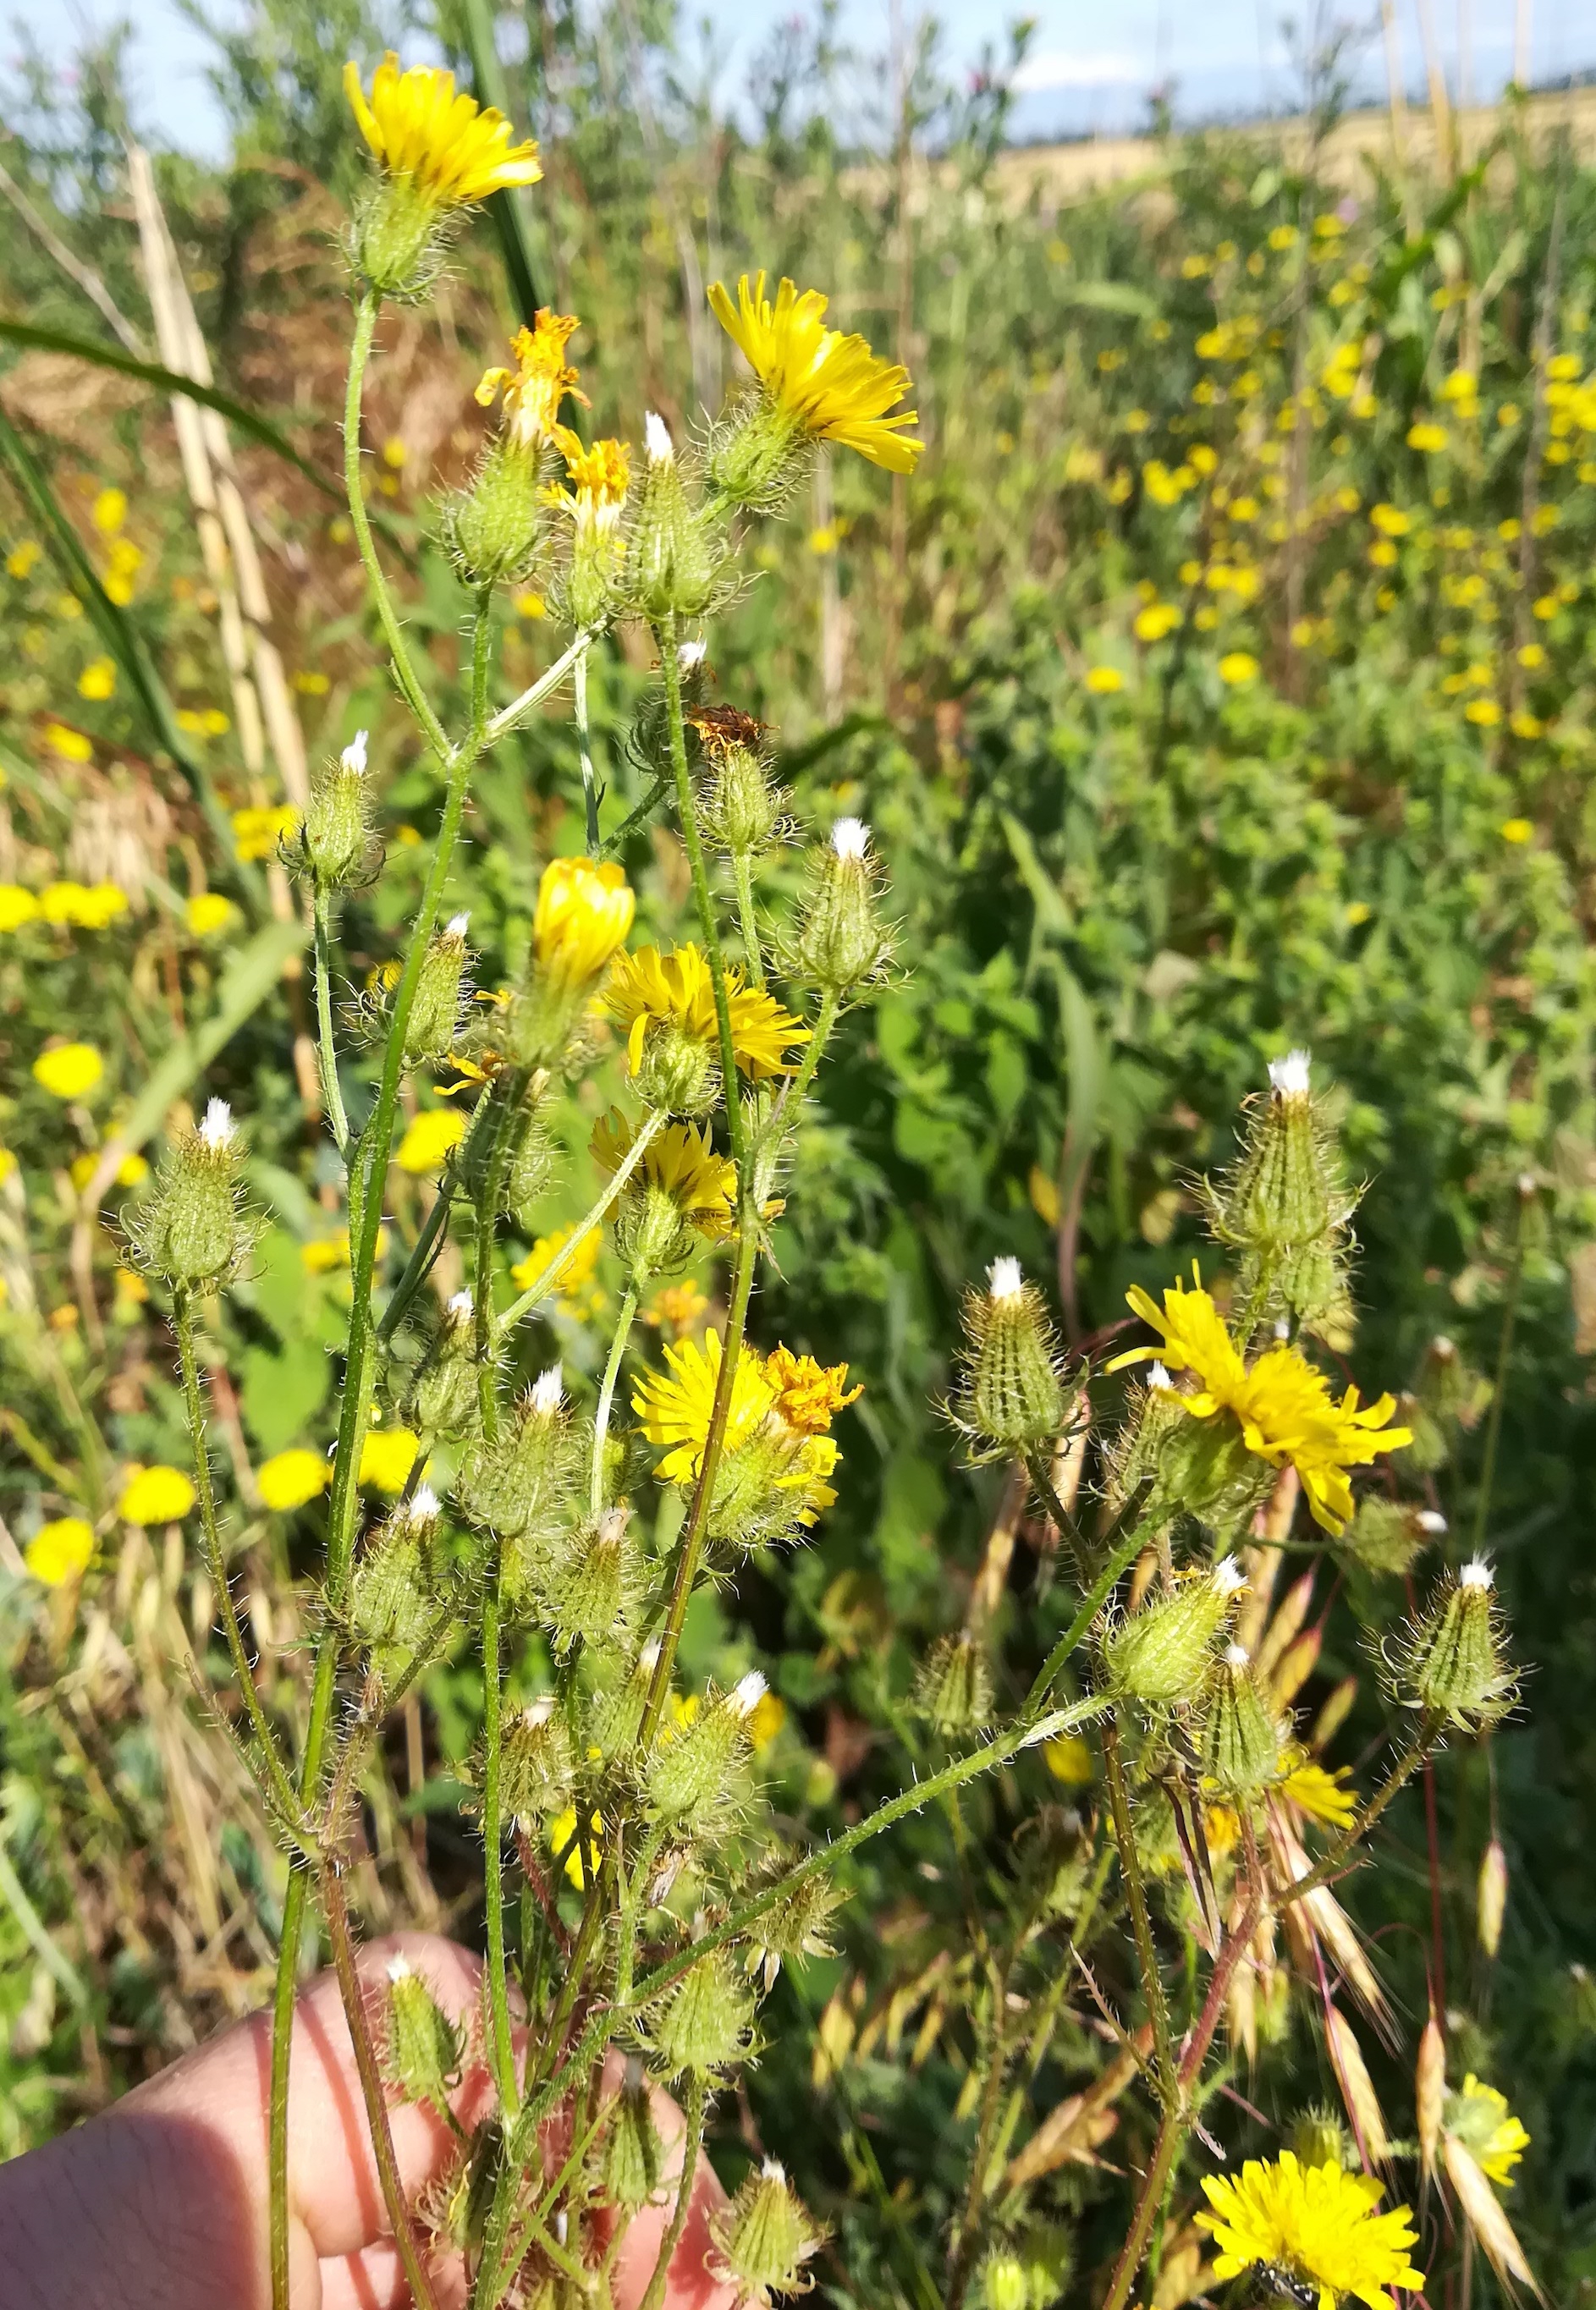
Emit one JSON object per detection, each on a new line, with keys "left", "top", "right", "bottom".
{"left": 1219, "top": 650, "right": 1260, "bottom": 686}
{"left": 645, "top": 1279, "right": 709, "bottom": 1334}
{"left": 534, "top": 855, "right": 636, "bottom": 990}
{"left": 41, "top": 881, "right": 128, "bottom": 930}
{"left": 548, "top": 1803, "right": 604, "bottom": 1889}
{"left": 119, "top": 1464, "right": 197, "bottom": 1526}
{"left": 763, "top": 1345, "right": 862, "bottom": 1434}
{"left": 0, "top": 885, "right": 39, "bottom": 932}
{"left": 358, "top": 1427, "right": 421, "bottom": 1493}
{"left": 1280, "top": 1755, "right": 1357, "bottom": 1829}
{"left": 25, "top": 1516, "right": 94, "bottom": 1587}
{"left": 604, "top": 943, "right": 810, "bottom": 1081}
{"left": 707, "top": 272, "right": 922, "bottom": 472}
{"left": 592, "top": 1109, "right": 735, "bottom": 1236}
{"left": 186, "top": 892, "right": 235, "bottom": 938}
{"left": 33, "top": 1042, "right": 103, "bottom": 1100}
{"left": 475, "top": 311, "right": 588, "bottom": 453}
{"left": 257, "top": 1449, "right": 333, "bottom": 1512}
{"left": 1110, "top": 1275, "right": 1411, "bottom": 1532}
{"left": 232, "top": 804, "right": 300, "bottom": 862}
{"left": 510, "top": 1222, "right": 603, "bottom": 1313}
{"left": 632, "top": 1328, "right": 777, "bottom": 1483}
{"left": 344, "top": 52, "right": 542, "bottom": 211}
{"left": 1445, "top": 2075, "right": 1530, "bottom": 2189}
{"left": 395, "top": 1106, "right": 466, "bottom": 1175}
{"left": 1197, "top": 2153, "right": 1425, "bottom": 2310}
{"left": 552, "top": 436, "right": 631, "bottom": 531}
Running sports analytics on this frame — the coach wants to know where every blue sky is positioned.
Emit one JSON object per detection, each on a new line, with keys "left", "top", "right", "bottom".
{"left": 13, "top": 0, "right": 1593, "bottom": 158}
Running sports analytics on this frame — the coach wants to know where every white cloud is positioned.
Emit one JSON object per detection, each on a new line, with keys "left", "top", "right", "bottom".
{"left": 1011, "top": 49, "right": 1143, "bottom": 93}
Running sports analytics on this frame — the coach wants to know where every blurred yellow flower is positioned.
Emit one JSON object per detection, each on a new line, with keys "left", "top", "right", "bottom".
{"left": 6, "top": 540, "right": 41, "bottom": 580}
{"left": 1369, "top": 503, "right": 1411, "bottom": 536}
{"left": 1134, "top": 602, "right": 1180, "bottom": 642}
{"left": 1084, "top": 665, "right": 1124, "bottom": 694}
{"left": 119, "top": 1464, "right": 196, "bottom": 1525}
{"left": 1219, "top": 652, "right": 1259, "bottom": 686}
{"left": 514, "top": 588, "right": 548, "bottom": 619}
{"left": 1280, "top": 1757, "right": 1357, "bottom": 1828}
{"left": 232, "top": 805, "right": 300, "bottom": 861}
{"left": 344, "top": 52, "right": 542, "bottom": 211}
{"left": 748, "top": 1689, "right": 786, "bottom": 1747}
{"left": 77, "top": 657, "right": 117, "bottom": 701}
{"left": 395, "top": 1107, "right": 467, "bottom": 1174}
{"left": 69, "top": 1151, "right": 147, "bottom": 1191}
{"left": 1516, "top": 642, "right": 1546, "bottom": 670}
{"left": 358, "top": 1427, "right": 421, "bottom": 1493}
{"left": 33, "top": 1042, "right": 103, "bottom": 1099}
{"left": 548, "top": 1803, "right": 604, "bottom": 1888}
{"left": 1445, "top": 2075, "right": 1530, "bottom": 2190}
{"left": 1500, "top": 819, "right": 1533, "bottom": 844}
{"left": 25, "top": 1516, "right": 95, "bottom": 1587}
{"left": 1510, "top": 711, "right": 1544, "bottom": 740}
{"left": 41, "top": 882, "right": 128, "bottom": 930}
{"left": 511, "top": 1221, "right": 603, "bottom": 1310}
{"left": 0, "top": 885, "right": 39, "bottom": 932}
{"left": 1465, "top": 699, "right": 1502, "bottom": 728}
{"left": 292, "top": 669, "right": 330, "bottom": 695}
{"left": 644, "top": 1279, "right": 709, "bottom": 1334}
{"left": 43, "top": 722, "right": 92, "bottom": 763}
{"left": 1044, "top": 1733, "right": 1094, "bottom": 1785}
{"left": 258, "top": 1449, "right": 332, "bottom": 1511}
{"left": 707, "top": 272, "right": 922, "bottom": 472}
{"left": 91, "top": 487, "right": 127, "bottom": 535}
{"left": 186, "top": 893, "right": 235, "bottom": 937}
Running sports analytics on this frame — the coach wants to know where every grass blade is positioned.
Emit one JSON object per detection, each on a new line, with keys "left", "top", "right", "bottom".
{"left": 454, "top": 0, "right": 546, "bottom": 325}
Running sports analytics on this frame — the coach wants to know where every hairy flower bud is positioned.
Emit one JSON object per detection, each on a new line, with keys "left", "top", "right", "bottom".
{"left": 1199, "top": 1643, "right": 1283, "bottom": 1793}
{"left": 980, "top": 2257, "right": 1030, "bottom": 2310}
{"left": 443, "top": 437, "right": 548, "bottom": 588}
{"left": 352, "top": 1487, "right": 451, "bottom": 1675}
{"left": 787, "top": 819, "right": 894, "bottom": 995}
{"left": 953, "top": 1259, "right": 1067, "bottom": 1460}
{"left": 382, "top": 1953, "right": 462, "bottom": 2117}
{"left": 1291, "top": 2103, "right": 1354, "bottom": 2175}
{"left": 1338, "top": 1497, "right": 1439, "bottom": 1579}
{"left": 602, "top": 2057, "right": 664, "bottom": 2210}
{"left": 496, "top": 1695, "right": 575, "bottom": 1822}
{"left": 644, "top": 1946, "right": 754, "bottom": 2077}
{"left": 298, "top": 730, "right": 373, "bottom": 887}
{"left": 1201, "top": 1048, "right": 1356, "bottom": 1339}
{"left": 634, "top": 1020, "right": 719, "bottom": 1117}
{"left": 911, "top": 1631, "right": 993, "bottom": 1735}
{"left": 405, "top": 1290, "right": 482, "bottom": 1439}
{"left": 1104, "top": 1558, "right": 1247, "bottom": 1708}
{"left": 692, "top": 707, "right": 785, "bottom": 858}
{"left": 405, "top": 915, "right": 471, "bottom": 1064}
{"left": 742, "top": 1868, "right": 843, "bottom": 1992}
{"left": 542, "top": 1506, "right": 636, "bottom": 1656}
{"left": 646, "top": 1672, "right": 767, "bottom": 1824}
{"left": 1477, "top": 1836, "right": 1507, "bottom": 1959}
{"left": 709, "top": 2159, "right": 826, "bottom": 2302}
{"left": 1389, "top": 1559, "right": 1516, "bottom": 1727}
{"left": 127, "top": 1098, "right": 251, "bottom": 1289}
{"left": 590, "top": 1638, "right": 662, "bottom": 1759}
{"left": 453, "top": 1367, "right": 575, "bottom": 1542}
{"left": 622, "top": 414, "right": 724, "bottom": 620}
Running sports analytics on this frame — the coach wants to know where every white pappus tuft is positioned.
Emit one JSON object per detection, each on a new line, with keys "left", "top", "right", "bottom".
{"left": 1147, "top": 1360, "right": 1174, "bottom": 1391}
{"left": 761, "top": 2158, "right": 787, "bottom": 2183}
{"left": 522, "top": 1694, "right": 556, "bottom": 1728}
{"left": 402, "top": 1484, "right": 442, "bottom": 1526}
{"left": 530, "top": 1364, "right": 564, "bottom": 1416}
{"left": 730, "top": 1669, "right": 768, "bottom": 1718}
{"left": 447, "top": 1290, "right": 474, "bottom": 1321}
{"left": 1269, "top": 1048, "right": 1312, "bottom": 1097}
{"left": 385, "top": 1953, "right": 413, "bottom": 1983}
{"left": 1417, "top": 1509, "right": 1448, "bottom": 1534}
{"left": 199, "top": 1097, "right": 235, "bottom": 1151}
{"left": 987, "top": 1256, "right": 1025, "bottom": 1302}
{"left": 444, "top": 911, "right": 471, "bottom": 940}
{"left": 1223, "top": 1642, "right": 1251, "bottom": 1669}
{"left": 830, "top": 816, "right": 870, "bottom": 861}
{"left": 341, "top": 729, "right": 369, "bottom": 775}
{"left": 1460, "top": 1559, "right": 1494, "bottom": 1591}
{"left": 644, "top": 410, "right": 674, "bottom": 462}
{"left": 678, "top": 639, "right": 707, "bottom": 668}
{"left": 1212, "top": 1555, "right": 1247, "bottom": 1597}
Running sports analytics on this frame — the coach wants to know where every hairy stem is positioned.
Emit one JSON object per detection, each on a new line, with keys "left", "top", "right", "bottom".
{"left": 480, "top": 1565, "right": 518, "bottom": 2116}
{"left": 592, "top": 1284, "right": 640, "bottom": 1516}
{"left": 493, "top": 1108, "right": 664, "bottom": 1338}
{"left": 732, "top": 849, "right": 765, "bottom": 989}
{"left": 312, "top": 887, "right": 350, "bottom": 1154}
{"left": 1024, "top": 1506, "right": 1156, "bottom": 1716}
{"left": 658, "top": 614, "right": 746, "bottom": 1166}
{"left": 640, "top": 2075, "right": 707, "bottom": 2310}
{"left": 1103, "top": 1714, "right": 1178, "bottom": 2111}
{"left": 575, "top": 643, "right": 601, "bottom": 853}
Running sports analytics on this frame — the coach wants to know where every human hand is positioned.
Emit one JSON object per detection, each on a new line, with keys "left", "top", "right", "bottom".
{"left": 0, "top": 1931, "right": 738, "bottom": 2310}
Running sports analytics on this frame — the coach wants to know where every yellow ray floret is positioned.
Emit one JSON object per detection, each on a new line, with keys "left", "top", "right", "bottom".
{"left": 476, "top": 311, "right": 588, "bottom": 452}
{"left": 534, "top": 855, "right": 635, "bottom": 989}
{"left": 1197, "top": 2153, "right": 1425, "bottom": 2310}
{"left": 344, "top": 53, "right": 542, "bottom": 210}
{"left": 764, "top": 1345, "right": 862, "bottom": 1434}
{"left": 1449, "top": 2075, "right": 1531, "bottom": 2188}
{"left": 1279, "top": 1755, "right": 1357, "bottom": 1829}
{"left": 591, "top": 1109, "right": 735, "bottom": 1235}
{"left": 604, "top": 943, "right": 810, "bottom": 1080}
{"left": 1110, "top": 1273, "right": 1410, "bottom": 1533}
{"left": 553, "top": 437, "right": 631, "bottom": 529}
{"left": 632, "top": 1328, "right": 778, "bottom": 1482}
{"left": 707, "top": 272, "right": 922, "bottom": 472}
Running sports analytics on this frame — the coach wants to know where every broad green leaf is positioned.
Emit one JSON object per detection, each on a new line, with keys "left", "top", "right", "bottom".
{"left": 239, "top": 1339, "right": 331, "bottom": 1454}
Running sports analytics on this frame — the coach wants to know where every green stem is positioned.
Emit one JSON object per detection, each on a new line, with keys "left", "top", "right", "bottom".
{"left": 172, "top": 1293, "right": 305, "bottom": 1838}
{"left": 639, "top": 2075, "right": 706, "bottom": 2310}
{"left": 480, "top": 1566, "right": 518, "bottom": 2116}
{"left": 1024, "top": 1507, "right": 1156, "bottom": 1716}
{"left": 592, "top": 1286, "right": 640, "bottom": 1517}
{"left": 946, "top": 1952, "right": 1015, "bottom": 2310}
{"left": 377, "top": 1182, "right": 452, "bottom": 1343}
{"left": 493, "top": 1108, "right": 665, "bottom": 1339}
{"left": 482, "top": 630, "right": 592, "bottom": 750}
{"left": 1103, "top": 1714, "right": 1178, "bottom": 2112}
{"left": 1276, "top": 1717, "right": 1439, "bottom": 1907}
{"left": 575, "top": 644, "right": 601, "bottom": 852}
{"left": 732, "top": 850, "right": 765, "bottom": 989}
{"left": 658, "top": 616, "right": 746, "bottom": 1167}
{"left": 472, "top": 1064, "right": 532, "bottom": 1429}
{"left": 312, "top": 888, "right": 351, "bottom": 1154}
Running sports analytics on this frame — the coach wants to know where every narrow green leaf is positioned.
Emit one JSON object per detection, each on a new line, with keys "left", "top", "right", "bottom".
{"left": 0, "top": 399, "right": 260, "bottom": 904}
{"left": 108, "top": 916, "right": 308, "bottom": 1160}
{"left": 454, "top": 0, "right": 547, "bottom": 327}
{"left": 0, "top": 317, "right": 341, "bottom": 498}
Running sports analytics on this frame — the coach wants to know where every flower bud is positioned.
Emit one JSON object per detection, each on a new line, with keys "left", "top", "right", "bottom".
{"left": 691, "top": 707, "right": 785, "bottom": 858}
{"left": 1291, "top": 2103, "right": 1353, "bottom": 2175}
{"left": 128, "top": 1098, "right": 251, "bottom": 1288}
{"left": 542, "top": 1506, "right": 636, "bottom": 1656}
{"left": 405, "top": 915, "right": 471, "bottom": 1064}
{"left": 911, "top": 1631, "right": 993, "bottom": 1735}
{"left": 634, "top": 1019, "right": 719, "bottom": 1117}
{"left": 405, "top": 1290, "right": 483, "bottom": 1438}
{"left": 980, "top": 2256, "right": 1029, "bottom": 2310}
{"left": 382, "top": 1953, "right": 462, "bottom": 2117}
{"left": 497, "top": 1695, "right": 575, "bottom": 1822}
{"left": 1199, "top": 1643, "right": 1283, "bottom": 1793}
{"left": 646, "top": 1672, "right": 767, "bottom": 1823}
{"left": 953, "top": 1259, "right": 1067, "bottom": 1460}
{"left": 442, "top": 437, "right": 547, "bottom": 588}
{"left": 590, "top": 1638, "right": 661, "bottom": 1759}
{"left": 352, "top": 1487, "right": 450, "bottom": 1672}
{"left": 1104, "top": 1558, "right": 1247, "bottom": 1708}
{"left": 787, "top": 819, "right": 894, "bottom": 995}
{"left": 298, "top": 730, "right": 373, "bottom": 887}
{"left": 1202, "top": 1048, "right": 1354, "bottom": 1336}
{"left": 1338, "top": 1497, "right": 1439, "bottom": 1578}
{"left": 1417, "top": 2009, "right": 1445, "bottom": 2181}
{"left": 742, "top": 1868, "right": 843, "bottom": 1992}
{"left": 602, "top": 2056, "right": 664, "bottom": 2209}
{"left": 622, "top": 413, "right": 724, "bottom": 621}
{"left": 644, "top": 1946, "right": 754, "bottom": 2076}
{"left": 349, "top": 178, "right": 448, "bottom": 300}
{"left": 709, "top": 2159, "right": 827, "bottom": 2302}
{"left": 453, "top": 1366, "right": 575, "bottom": 1541}
{"left": 1477, "top": 1837, "right": 1507, "bottom": 1959}
{"left": 1390, "top": 1559, "right": 1516, "bottom": 1726}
